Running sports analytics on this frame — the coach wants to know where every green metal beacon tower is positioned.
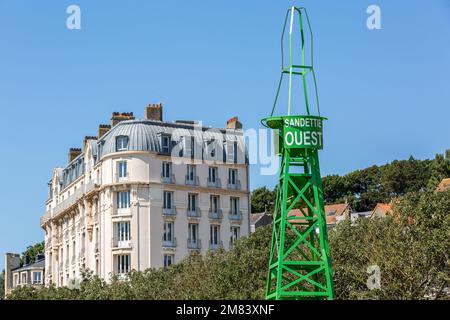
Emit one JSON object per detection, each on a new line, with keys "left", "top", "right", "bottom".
{"left": 262, "top": 6, "right": 334, "bottom": 300}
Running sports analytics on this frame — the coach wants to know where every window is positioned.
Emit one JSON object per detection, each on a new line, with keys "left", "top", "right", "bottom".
{"left": 186, "top": 165, "right": 196, "bottom": 182}
{"left": 208, "top": 167, "right": 218, "bottom": 183}
{"left": 21, "top": 272, "right": 27, "bottom": 285}
{"left": 116, "top": 136, "right": 129, "bottom": 151}
{"left": 229, "top": 169, "right": 237, "bottom": 185}
{"left": 162, "top": 162, "right": 172, "bottom": 178}
{"left": 230, "top": 226, "right": 240, "bottom": 245}
{"left": 115, "top": 221, "right": 131, "bottom": 247}
{"left": 204, "top": 139, "right": 216, "bottom": 158}
{"left": 164, "top": 254, "right": 174, "bottom": 267}
{"left": 210, "top": 195, "right": 219, "bottom": 213}
{"left": 163, "top": 221, "right": 174, "bottom": 242}
{"left": 13, "top": 274, "right": 19, "bottom": 287}
{"left": 210, "top": 225, "right": 220, "bottom": 246}
{"left": 163, "top": 191, "right": 173, "bottom": 210}
{"left": 188, "top": 193, "right": 197, "bottom": 212}
{"left": 230, "top": 197, "right": 239, "bottom": 215}
{"left": 118, "top": 161, "right": 128, "bottom": 178}
{"left": 188, "top": 223, "right": 198, "bottom": 243}
{"left": 117, "top": 191, "right": 130, "bottom": 209}
{"left": 161, "top": 135, "right": 171, "bottom": 153}
{"left": 116, "top": 254, "right": 131, "bottom": 275}
{"left": 226, "top": 141, "right": 238, "bottom": 163}
{"left": 184, "top": 136, "right": 194, "bottom": 158}
{"left": 32, "top": 271, "right": 42, "bottom": 284}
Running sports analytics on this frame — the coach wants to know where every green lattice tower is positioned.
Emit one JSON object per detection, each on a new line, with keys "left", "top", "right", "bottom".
{"left": 262, "top": 6, "right": 334, "bottom": 300}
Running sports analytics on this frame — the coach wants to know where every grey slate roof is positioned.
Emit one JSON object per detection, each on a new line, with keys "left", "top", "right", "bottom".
{"left": 99, "top": 119, "right": 244, "bottom": 158}
{"left": 12, "top": 258, "right": 45, "bottom": 272}
{"left": 59, "top": 119, "right": 247, "bottom": 189}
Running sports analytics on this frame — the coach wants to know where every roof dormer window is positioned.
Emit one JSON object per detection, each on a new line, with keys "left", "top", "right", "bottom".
{"left": 161, "top": 134, "right": 171, "bottom": 154}
{"left": 116, "top": 136, "right": 129, "bottom": 152}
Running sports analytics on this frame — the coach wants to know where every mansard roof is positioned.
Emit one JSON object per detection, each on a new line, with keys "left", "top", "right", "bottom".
{"left": 99, "top": 119, "right": 245, "bottom": 158}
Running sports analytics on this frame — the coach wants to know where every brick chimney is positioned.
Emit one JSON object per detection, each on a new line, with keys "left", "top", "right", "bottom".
{"left": 68, "top": 148, "right": 82, "bottom": 162}
{"left": 226, "top": 116, "right": 242, "bottom": 130}
{"left": 111, "top": 112, "right": 135, "bottom": 127}
{"left": 98, "top": 124, "right": 111, "bottom": 139}
{"left": 145, "top": 103, "right": 163, "bottom": 121}
{"left": 83, "top": 136, "right": 97, "bottom": 148}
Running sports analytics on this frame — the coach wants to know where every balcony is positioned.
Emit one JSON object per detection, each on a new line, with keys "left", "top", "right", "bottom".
{"left": 186, "top": 207, "right": 201, "bottom": 219}
{"left": 53, "top": 186, "right": 85, "bottom": 218}
{"left": 40, "top": 210, "right": 51, "bottom": 225}
{"left": 187, "top": 238, "right": 201, "bottom": 250}
{"left": 40, "top": 178, "right": 101, "bottom": 224}
{"left": 228, "top": 211, "right": 242, "bottom": 222}
{"left": 115, "top": 172, "right": 129, "bottom": 183}
{"left": 161, "top": 173, "right": 176, "bottom": 184}
{"left": 209, "top": 241, "right": 223, "bottom": 250}
{"left": 208, "top": 209, "right": 223, "bottom": 220}
{"left": 113, "top": 206, "right": 132, "bottom": 217}
{"left": 207, "top": 178, "right": 221, "bottom": 188}
{"left": 185, "top": 175, "right": 199, "bottom": 186}
{"left": 85, "top": 178, "right": 100, "bottom": 194}
{"left": 227, "top": 179, "right": 241, "bottom": 190}
{"left": 111, "top": 237, "right": 132, "bottom": 249}
{"left": 162, "top": 206, "right": 177, "bottom": 217}
{"left": 162, "top": 237, "right": 177, "bottom": 249}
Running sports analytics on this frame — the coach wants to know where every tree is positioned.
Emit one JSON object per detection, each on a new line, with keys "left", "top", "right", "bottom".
{"left": 22, "top": 241, "right": 44, "bottom": 265}
{"left": 0, "top": 270, "right": 4, "bottom": 299}
{"left": 427, "top": 152, "right": 450, "bottom": 191}
{"left": 330, "top": 190, "right": 450, "bottom": 299}
{"left": 251, "top": 187, "right": 276, "bottom": 214}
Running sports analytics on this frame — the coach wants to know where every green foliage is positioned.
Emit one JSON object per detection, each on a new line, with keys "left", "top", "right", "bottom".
{"left": 330, "top": 190, "right": 450, "bottom": 299}
{"left": 22, "top": 241, "right": 44, "bottom": 265}
{"left": 0, "top": 270, "right": 4, "bottom": 299}
{"left": 8, "top": 189, "right": 449, "bottom": 300}
{"left": 322, "top": 154, "right": 444, "bottom": 211}
{"left": 7, "top": 227, "right": 272, "bottom": 300}
{"left": 251, "top": 186, "right": 276, "bottom": 214}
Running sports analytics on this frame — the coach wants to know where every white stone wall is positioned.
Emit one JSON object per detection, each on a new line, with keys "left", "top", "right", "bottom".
{"left": 42, "top": 149, "right": 250, "bottom": 286}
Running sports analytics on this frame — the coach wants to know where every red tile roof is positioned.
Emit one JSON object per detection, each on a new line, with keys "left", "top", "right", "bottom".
{"left": 436, "top": 178, "right": 450, "bottom": 192}
{"left": 370, "top": 203, "right": 392, "bottom": 218}
{"left": 288, "top": 203, "right": 350, "bottom": 225}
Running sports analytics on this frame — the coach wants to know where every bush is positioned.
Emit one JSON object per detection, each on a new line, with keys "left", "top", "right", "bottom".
{"left": 7, "top": 191, "right": 449, "bottom": 300}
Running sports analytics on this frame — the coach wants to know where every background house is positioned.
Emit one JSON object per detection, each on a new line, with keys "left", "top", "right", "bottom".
{"left": 4, "top": 253, "right": 45, "bottom": 297}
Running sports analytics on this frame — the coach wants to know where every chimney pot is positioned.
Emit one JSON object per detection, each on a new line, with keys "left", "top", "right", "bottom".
{"left": 98, "top": 124, "right": 111, "bottom": 139}
{"left": 68, "top": 148, "right": 82, "bottom": 162}
{"left": 111, "top": 112, "right": 135, "bottom": 127}
{"left": 226, "top": 116, "right": 242, "bottom": 130}
{"left": 145, "top": 103, "right": 163, "bottom": 121}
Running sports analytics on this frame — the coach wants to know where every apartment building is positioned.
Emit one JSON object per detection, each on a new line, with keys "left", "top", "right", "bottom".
{"left": 40, "top": 104, "right": 250, "bottom": 287}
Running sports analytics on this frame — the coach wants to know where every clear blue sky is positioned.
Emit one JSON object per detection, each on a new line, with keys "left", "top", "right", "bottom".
{"left": 1, "top": 0, "right": 450, "bottom": 267}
